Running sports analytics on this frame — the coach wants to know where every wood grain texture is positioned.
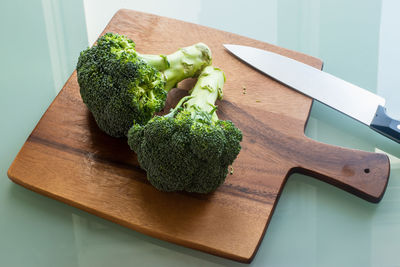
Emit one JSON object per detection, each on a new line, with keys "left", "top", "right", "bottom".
{"left": 7, "top": 9, "right": 390, "bottom": 263}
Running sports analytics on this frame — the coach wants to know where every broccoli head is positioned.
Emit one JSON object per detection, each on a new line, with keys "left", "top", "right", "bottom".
{"left": 76, "top": 32, "right": 212, "bottom": 137}
{"left": 127, "top": 66, "right": 242, "bottom": 193}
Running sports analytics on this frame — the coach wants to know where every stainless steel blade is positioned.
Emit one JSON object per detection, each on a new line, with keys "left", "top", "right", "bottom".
{"left": 223, "top": 44, "right": 386, "bottom": 126}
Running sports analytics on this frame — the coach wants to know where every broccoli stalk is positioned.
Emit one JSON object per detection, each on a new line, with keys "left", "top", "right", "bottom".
{"left": 128, "top": 66, "right": 243, "bottom": 194}
{"left": 140, "top": 43, "right": 212, "bottom": 90}
{"left": 76, "top": 32, "right": 211, "bottom": 137}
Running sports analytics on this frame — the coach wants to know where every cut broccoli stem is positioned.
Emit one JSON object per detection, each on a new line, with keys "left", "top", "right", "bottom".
{"left": 183, "top": 66, "right": 225, "bottom": 122}
{"left": 140, "top": 43, "right": 212, "bottom": 91}
{"left": 164, "top": 44, "right": 211, "bottom": 91}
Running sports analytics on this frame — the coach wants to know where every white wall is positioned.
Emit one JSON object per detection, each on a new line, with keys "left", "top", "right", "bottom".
{"left": 82, "top": 0, "right": 278, "bottom": 46}
{"left": 377, "top": 0, "right": 400, "bottom": 118}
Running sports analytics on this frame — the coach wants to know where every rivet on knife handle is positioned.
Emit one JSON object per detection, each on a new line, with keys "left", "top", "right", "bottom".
{"left": 371, "top": 105, "right": 400, "bottom": 143}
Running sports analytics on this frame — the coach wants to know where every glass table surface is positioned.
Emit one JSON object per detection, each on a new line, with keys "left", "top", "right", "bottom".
{"left": 1, "top": 0, "right": 400, "bottom": 266}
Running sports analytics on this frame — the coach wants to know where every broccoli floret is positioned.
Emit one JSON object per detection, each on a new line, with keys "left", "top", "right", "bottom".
{"left": 127, "top": 66, "right": 242, "bottom": 193}
{"left": 76, "top": 32, "right": 212, "bottom": 137}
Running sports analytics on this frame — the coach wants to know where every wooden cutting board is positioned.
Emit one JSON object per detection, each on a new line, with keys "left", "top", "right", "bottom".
{"left": 8, "top": 9, "right": 390, "bottom": 263}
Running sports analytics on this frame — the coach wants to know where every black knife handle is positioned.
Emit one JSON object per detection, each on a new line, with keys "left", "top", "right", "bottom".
{"left": 370, "top": 105, "right": 400, "bottom": 143}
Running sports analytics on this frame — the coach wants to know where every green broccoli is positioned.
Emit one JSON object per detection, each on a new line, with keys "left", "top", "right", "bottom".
{"left": 76, "top": 32, "right": 212, "bottom": 137}
{"left": 127, "top": 66, "right": 243, "bottom": 193}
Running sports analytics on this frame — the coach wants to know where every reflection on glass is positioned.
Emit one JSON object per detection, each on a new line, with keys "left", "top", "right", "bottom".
{"left": 1, "top": 0, "right": 400, "bottom": 266}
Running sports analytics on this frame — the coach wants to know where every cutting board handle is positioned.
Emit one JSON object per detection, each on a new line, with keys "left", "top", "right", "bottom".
{"left": 292, "top": 136, "right": 390, "bottom": 203}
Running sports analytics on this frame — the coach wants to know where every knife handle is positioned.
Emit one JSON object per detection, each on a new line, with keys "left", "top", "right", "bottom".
{"left": 370, "top": 105, "right": 400, "bottom": 143}
{"left": 293, "top": 136, "right": 390, "bottom": 203}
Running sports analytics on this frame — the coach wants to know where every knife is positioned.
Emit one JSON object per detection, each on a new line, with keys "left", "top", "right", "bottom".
{"left": 223, "top": 44, "right": 400, "bottom": 144}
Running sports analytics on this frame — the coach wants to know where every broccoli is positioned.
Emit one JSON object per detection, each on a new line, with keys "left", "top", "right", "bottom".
{"left": 127, "top": 66, "right": 242, "bottom": 193}
{"left": 76, "top": 32, "right": 212, "bottom": 137}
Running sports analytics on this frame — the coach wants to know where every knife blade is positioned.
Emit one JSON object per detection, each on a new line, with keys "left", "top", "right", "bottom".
{"left": 224, "top": 44, "right": 400, "bottom": 144}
